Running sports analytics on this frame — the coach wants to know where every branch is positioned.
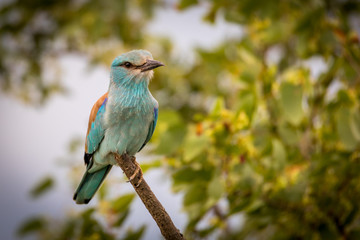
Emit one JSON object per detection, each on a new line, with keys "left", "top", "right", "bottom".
{"left": 114, "top": 153, "right": 184, "bottom": 240}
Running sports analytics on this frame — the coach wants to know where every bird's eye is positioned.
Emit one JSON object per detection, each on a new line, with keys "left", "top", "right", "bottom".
{"left": 123, "top": 62, "right": 132, "bottom": 68}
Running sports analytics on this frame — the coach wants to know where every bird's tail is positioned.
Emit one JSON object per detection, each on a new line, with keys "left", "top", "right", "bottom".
{"left": 73, "top": 164, "right": 112, "bottom": 204}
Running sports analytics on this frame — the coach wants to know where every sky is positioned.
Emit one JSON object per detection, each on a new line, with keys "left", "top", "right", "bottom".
{"left": 0, "top": 4, "right": 243, "bottom": 240}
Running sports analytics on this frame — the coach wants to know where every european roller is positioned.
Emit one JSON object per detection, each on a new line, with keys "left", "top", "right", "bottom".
{"left": 73, "top": 50, "right": 164, "bottom": 204}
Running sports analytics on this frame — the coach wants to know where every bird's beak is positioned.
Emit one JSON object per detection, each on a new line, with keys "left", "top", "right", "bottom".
{"left": 137, "top": 59, "right": 165, "bottom": 72}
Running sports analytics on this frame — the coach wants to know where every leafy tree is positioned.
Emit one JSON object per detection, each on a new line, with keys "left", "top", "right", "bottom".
{"left": 3, "top": 0, "right": 360, "bottom": 239}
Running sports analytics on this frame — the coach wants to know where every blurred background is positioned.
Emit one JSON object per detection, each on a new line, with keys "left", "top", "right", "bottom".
{"left": 1, "top": 0, "right": 360, "bottom": 239}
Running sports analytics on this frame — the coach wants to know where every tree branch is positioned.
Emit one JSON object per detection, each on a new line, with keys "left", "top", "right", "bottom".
{"left": 114, "top": 153, "right": 184, "bottom": 240}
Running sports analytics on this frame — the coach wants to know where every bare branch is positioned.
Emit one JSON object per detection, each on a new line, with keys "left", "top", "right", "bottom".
{"left": 115, "top": 153, "right": 184, "bottom": 240}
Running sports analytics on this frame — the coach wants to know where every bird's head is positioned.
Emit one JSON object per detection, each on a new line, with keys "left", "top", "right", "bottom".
{"left": 110, "top": 50, "right": 164, "bottom": 85}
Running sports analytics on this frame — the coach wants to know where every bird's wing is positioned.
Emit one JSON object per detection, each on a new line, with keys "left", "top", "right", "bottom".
{"left": 84, "top": 92, "right": 108, "bottom": 165}
{"left": 138, "top": 107, "right": 158, "bottom": 152}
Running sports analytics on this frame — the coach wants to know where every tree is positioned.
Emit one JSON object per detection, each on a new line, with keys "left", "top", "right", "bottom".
{"left": 5, "top": 0, "right": 360, "bottom": 239}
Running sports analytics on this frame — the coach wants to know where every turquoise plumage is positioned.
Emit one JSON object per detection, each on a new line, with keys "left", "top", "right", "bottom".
{"left": 73, "top": 50, "right": 164, "bottom": 204}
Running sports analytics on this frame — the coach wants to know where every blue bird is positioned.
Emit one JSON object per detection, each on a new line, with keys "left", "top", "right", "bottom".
{"left": 73, "top": 50, "right": 164, "bottom": 204}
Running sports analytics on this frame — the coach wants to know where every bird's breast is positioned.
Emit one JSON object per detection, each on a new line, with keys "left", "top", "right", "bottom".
{"left": 105, "top": 92, "right": 153, "bottom": 126}
{"left": 103, "top": 100, "right": 153, "bottom": 155}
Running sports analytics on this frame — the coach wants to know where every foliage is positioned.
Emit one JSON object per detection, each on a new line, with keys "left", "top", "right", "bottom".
{"left": 30, "top": 176, "right": 55, "bottom": 198}
{"left": 159, "top": 1, "right": 360, "bottom": 239}
{"left": 17, "top": 193, "right": 145, "bottom": 240}
{"left": 3, "top": 0, "right": 360, "bottom": 239}
{"left": 0, "top": 0, "right": 160, "bottom": 104}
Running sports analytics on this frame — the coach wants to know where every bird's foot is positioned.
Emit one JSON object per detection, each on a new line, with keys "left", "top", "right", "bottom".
{"left": 128, "top": 160, "right": 143, "bottom": 187}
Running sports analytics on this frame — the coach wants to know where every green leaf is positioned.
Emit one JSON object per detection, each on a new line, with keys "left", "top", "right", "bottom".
{"left": 173, "top": 167, "right": 213, "bottom": 187}
{"left": 279, "top": 81, "right": 304, "bottom": 125}
{"left": 336, "top": 107, "right": 359, "bottom": 150}
{"left": 79, "top": 208, "right": 114, "bottom": 239}
{"left": 183, "top": 133, "right": 210, "bottom": 162}
{"left": 184, "top": 183, "right": 207, "bottom": 206}
{"left": 113, "top": 210, "right": 130, "bottom": 227}
{"left": 184, "top": 203, "right": 207, "bottom": 223}
{"left": 178, "top": 0, "right": 198, "bottom": 10}
{"left": 30, "top": 177, "right": 54, "bottom": 198}
{"left": 272, "top": 139, "right": 287, "bottom": 170}
{"left": 207, "top": 175, "right": 225, "bottom": 201}
{"left": 238, "top": 48, "right": 261, "bottom": 74}
{"left": 203, "top": 5, "right": 217, "bottom": 23}
{"left": 17, "top": 217, "right": 46, "bottom": 236}
{"left": 156, "top": 126, "right": 186, "bottom": 155}
{"left": 236, "top": 90, "right": 256, "bottom": 118}
{"left": 112, "top": 193, "right": 135, "bottom": 213}
{"left": 244, "top": 199, "right": 264, "bottom": 214}
{"left": 157, "top": 110, "right": 183, "bottom": 127}
{"left": 211, "top": 97, "right": 225, "bottom": 116}
{"left": 155, "top": 110, "right": 186, "bottom": 155}
{"left": 278, "top": 123, "right": 300, "bottom": 146}
{"left": 350, "top": 110, "right": 360, "bottom": 141}
{"left": 58, "top": 219, "right": 77, "bottom": 240}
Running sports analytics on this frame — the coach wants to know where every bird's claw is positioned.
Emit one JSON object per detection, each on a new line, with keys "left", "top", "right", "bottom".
{"left": 128, "top": 160, "right": 143, "bottom": 187}
{"left": 128, "top": 166, "right": 140, "bottom": 181}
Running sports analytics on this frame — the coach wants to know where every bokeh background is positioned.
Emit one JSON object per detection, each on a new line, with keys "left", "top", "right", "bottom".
{"left": 1, "top": 0, "right": 360, "bottom": 239}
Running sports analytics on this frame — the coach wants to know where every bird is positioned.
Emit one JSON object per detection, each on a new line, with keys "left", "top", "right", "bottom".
{"left": 73, "top": 50, "right": 164, "bottom": 204}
